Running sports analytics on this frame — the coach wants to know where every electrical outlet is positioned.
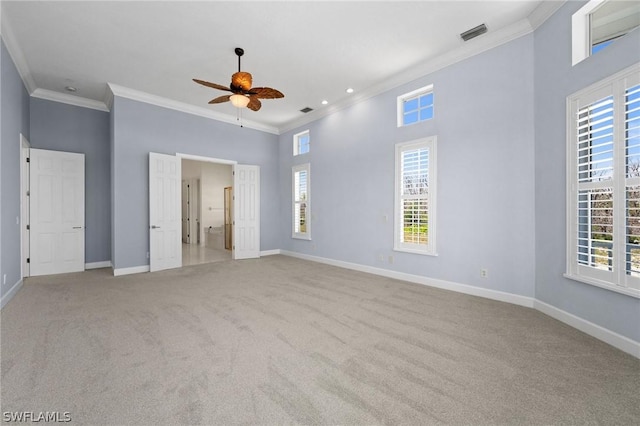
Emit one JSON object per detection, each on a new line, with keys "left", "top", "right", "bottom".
{"left": 378, "top": 254, "right": 384, "bottom": 262}
{"left": 388, "top": 255, "right": 394, "bottom": 264}
{"left": 383, "top": 214, "right": 388, "bottom": 223}
{"left": 480, "top": 268, "right": 488, "bottom": 278}
{"left": 146, "top": 252, "right": 150, "bottom": 259}
{"left": 3, "top": 274, "right": 6, "bottom": 285}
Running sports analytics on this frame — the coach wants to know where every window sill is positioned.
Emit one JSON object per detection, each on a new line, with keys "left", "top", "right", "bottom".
{"left": 292, "top": 235, "right": 311, "bottom": 241}
{"left": 393, "top": 246, "right": 438, "bottom": 257}
{"left": 563, "top": 273, "right": 640, "bottom": 299}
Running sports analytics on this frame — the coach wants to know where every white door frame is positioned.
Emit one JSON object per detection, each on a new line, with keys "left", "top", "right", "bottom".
{"left": 20, "top": 134, "right": 30, "bottom": 278}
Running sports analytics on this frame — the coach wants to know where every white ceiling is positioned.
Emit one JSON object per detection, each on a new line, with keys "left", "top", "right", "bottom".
{"left": 1, "top": 1, "right": 559, "bottom": 133}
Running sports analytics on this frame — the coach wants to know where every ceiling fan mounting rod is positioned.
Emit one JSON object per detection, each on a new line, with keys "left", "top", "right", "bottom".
{"left": 235, "top": 47, "right": 244, "bottom": 72}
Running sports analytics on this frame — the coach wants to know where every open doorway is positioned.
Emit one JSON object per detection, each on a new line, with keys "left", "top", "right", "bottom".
{"left": 181, "top": 158, "right": 233, "bottom": 266}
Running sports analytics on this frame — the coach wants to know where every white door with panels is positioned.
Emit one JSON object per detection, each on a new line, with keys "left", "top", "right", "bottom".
{"left": 233, "top": 165, "right": 260, "bottom": 260}
{"left": 29, "top": 148, "right": 85, "bottom": 276}
{"left": 149, "top": 152, "right": 182, "bottom": 272}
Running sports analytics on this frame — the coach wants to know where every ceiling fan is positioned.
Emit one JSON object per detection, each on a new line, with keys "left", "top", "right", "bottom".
{"left": 193, "top": 47, "right": 284, "bottom": 111}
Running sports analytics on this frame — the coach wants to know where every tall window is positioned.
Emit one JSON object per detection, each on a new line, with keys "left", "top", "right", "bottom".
{"left": 294, "top": 130, "right": 310, "bottom": 156}
{"left": 566, "top": 64, "right": 640, "bottom": 296}
{"left": 292, "top": 163, "right": 310, "bottom": 239}
{"left": 397, "top": 85, "right": 434, "bottom": 127}
{"left": 395, "top": 137, "right": 437, "bottom": 255}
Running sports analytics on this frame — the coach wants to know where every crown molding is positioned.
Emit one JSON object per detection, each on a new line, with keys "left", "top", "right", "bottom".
{"left": 528, "top": 0, "right": 567, "bottom": 30}
{"left": 31, "top": 88, "right": 109, "bottom": 112}
{"left": 279, "top": 17, "right": 535, "bottom": 134}
{"left": 108, "top": 83, "right": 279, "bottom": 135}
{"left": 0, "top": 9, "right": 36, "bottom": 94}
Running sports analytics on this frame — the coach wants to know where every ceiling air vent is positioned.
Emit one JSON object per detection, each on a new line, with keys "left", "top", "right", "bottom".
{"left": 300, "top": 107, "right": 314, "bottom": 113}
{"left": 460, "top": 24, "right": 488, "bottom": 42}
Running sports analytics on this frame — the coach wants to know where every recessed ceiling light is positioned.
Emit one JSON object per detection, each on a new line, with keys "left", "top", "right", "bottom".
{"left": 346, "top": 88, "right": 354, "bottom": 94}
{"left": 321, "top": 100, "right": 328, "bottom": 105}
{"left": 65, "top": 86, "right": 77, "bottom": 92}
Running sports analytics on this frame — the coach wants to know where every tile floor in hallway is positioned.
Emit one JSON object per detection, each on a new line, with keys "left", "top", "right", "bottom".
{"left": 182, "top": 243, "right": 231, "bottom": 266}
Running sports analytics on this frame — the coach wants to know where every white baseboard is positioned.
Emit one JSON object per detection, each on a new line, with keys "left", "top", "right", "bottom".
{"left": 279, "top": 250, "right": 639, "bottom": 359}
{"left": 113, "top": 265, "right": 150, "bottom": 276}
{"left": 260, "top": 249, "right": 281, "bottom": 257}
{"left": 280, "top": 250, "right": 535, "bottom": 307}
{"left": 85, "top": 261, "right": 112, "bottom": 270}
{"left": 534, "top": 300, "right": 640, "bottom": 358}
{"left": 1, "top": 278, "right": 23, "bottom": 310}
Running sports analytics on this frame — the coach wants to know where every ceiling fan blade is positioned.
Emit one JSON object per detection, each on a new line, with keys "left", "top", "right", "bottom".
{"left": 249, "top": 87, "right": 284, "bottom": 99}
{"left": 193, "top": 79, "right": 232, "bottom": 92}
{"left": 208, "top": 95, "right": 231, "bottom": 104}
{"left": 247, "top": 96, "right": 262, "bottom": 111}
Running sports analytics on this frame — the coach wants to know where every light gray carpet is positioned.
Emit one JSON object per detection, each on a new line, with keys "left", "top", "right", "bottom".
{"left": 1, "top": 255, "right": 638, "bottom": 425}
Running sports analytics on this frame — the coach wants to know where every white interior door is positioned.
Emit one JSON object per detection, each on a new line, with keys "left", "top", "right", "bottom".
{"left": 149, "top": 152, "right": 182, "bottom": 272}
{"left": 233, "top": 165, "right": 260, "bottom": 260}
{"left": 29, "top": 148, "right": 85, "bottom": 276}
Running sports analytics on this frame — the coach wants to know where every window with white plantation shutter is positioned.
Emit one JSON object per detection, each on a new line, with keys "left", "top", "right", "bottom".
{"left": 292, "top": 163, "right": 310, "bottom": 239}
{"left": 567, "top": 64, "right": 640, "bottom": 297}
{"left": 395, "top": 137, "right": 437, "bottom": 255}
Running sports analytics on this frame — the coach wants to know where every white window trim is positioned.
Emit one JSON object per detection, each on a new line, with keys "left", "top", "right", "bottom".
{"left": 293, "top": 130, "right": 310, "bottom": 156}
{"left": 397, "top": 84, "right": 434, "bottom": 128}
{"left": 565, "top": 63, "right": 640, "bottom": 299}
{"left": 394, "top": 136, "right": 437, "bottom": 256}
{"left": 292, "top": 163, "right": 311, "bottom": 240}
{"left": 572, "top": 0, "right": 606, "bottom": 66}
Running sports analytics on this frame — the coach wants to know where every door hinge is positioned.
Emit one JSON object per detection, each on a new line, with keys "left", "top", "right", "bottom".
{"left": 26, "top": 224, "right": 30, "bottom": 230}
{"left": 27, "top": 258, "right": 30, "bottom": 263}
{"left": 26, "top": 190, "right": 30, "bottom": 196}
{"left": 26, "top": 157, "right": 30, "bottom": 163}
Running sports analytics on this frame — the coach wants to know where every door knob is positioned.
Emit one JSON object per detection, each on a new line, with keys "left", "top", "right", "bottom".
{"left": 151, "top": 225, "right": 161, "bottom": 229}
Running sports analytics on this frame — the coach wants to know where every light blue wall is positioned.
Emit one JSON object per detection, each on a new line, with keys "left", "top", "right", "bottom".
{"left": 110, "top": 100, "right": 116, "bottom": 267}
{"left": 0, "top": 34, "right": 3, "bottom": 300}
{"left": 111, "top": 96, "right": 279, "bottom": 270}
{"left": 534, "top": 1, "right": 640, "bottom": 342}
{"left": 279, "top": 34, "right": 536, "bottom": 298}
{"left": 0, "top": 38, "right": 30, "bottom": 301}
{"left": 29, "top": 98, "right": 111, "bottom": 264}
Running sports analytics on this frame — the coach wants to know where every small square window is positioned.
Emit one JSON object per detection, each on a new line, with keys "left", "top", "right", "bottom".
{"left": 397, "top": 85, "right": 434, "bottom": 127}
{"left": 294, "top": 130, "right": 310, "bottom": 156}
{"left": 572, "top": 0, "right": 640, "bottom": 65}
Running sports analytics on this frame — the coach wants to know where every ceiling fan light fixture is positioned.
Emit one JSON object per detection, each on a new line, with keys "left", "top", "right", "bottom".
{"left": 230, "top": 94, "right": 250, "bottom": 108}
